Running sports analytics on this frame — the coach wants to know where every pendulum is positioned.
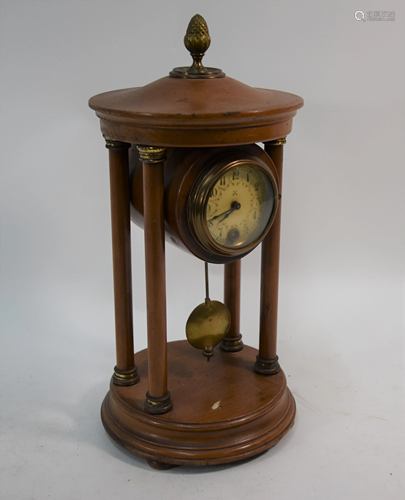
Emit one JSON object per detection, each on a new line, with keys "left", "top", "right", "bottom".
{"left": 186, "top": 262, "right": 231, "bottom": 360}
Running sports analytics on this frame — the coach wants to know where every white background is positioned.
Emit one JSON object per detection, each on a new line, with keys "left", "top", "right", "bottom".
{"left": 0, "top": 1, "right": 404, "bottom": 499}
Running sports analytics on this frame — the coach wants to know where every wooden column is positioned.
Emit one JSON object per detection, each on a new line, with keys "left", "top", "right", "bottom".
{"left": 221, "top": 260, "right": 244, "bottom": 352}
{"left": 254, "top": 137, "right": 286, "bottom": 375}
{"left": 105, "top": 137, "right": 139, "bottom": 386}
{"left": 137, "top": 146, "right": 173, "bottom": 415}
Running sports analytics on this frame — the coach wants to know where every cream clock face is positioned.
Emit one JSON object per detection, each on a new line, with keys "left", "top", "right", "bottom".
{"left": 205, "top": 164, "right": 275, "bottom": 250}
{"left": 188, "top": 157, "right": 277, "bottom": 257}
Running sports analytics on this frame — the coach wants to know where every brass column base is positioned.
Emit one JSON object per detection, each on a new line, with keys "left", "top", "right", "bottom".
{"left": 144, "top": 391, "right": 173, "bottom": 415}
{"left": 220, "top": 333, "right": 244, "bottom": 352}
{"left": 113, "top": 366, "right": 140, "bottom": 386}
{"left": 254, "top": 355, "right": 281, "bottom": 375}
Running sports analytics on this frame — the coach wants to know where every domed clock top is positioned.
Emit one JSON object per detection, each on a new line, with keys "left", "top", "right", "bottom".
{"left": 88, "top": 14, "right": 303, "bottom": 147}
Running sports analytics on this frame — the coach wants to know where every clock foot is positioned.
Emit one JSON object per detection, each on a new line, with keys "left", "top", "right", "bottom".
{"left": 146, "top": 459, "right": 178, "bottom": 470}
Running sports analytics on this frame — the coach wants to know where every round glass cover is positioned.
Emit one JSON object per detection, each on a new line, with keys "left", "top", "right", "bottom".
{"left": 205, "top": 163, "right": 275, "bottom": 250}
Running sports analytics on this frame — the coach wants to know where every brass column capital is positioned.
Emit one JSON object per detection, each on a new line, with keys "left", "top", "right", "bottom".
{"left": 137, "top": 145, "right": 167, "bottom": 163}
{"left": 264, "top": 137, "right": 287, "bottom": 147}
{"left": 104, "top": 136, "right": 131, "bottom": 150}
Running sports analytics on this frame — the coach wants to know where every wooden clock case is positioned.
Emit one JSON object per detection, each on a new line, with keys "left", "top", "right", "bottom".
{"left": 89, "top": 15, "right": 303, "bottom": 469}
{"left": 128, "top": 143, "right": 280, "bottom": 264}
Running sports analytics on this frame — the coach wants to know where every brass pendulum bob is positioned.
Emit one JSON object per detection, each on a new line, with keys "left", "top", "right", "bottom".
{"left": 186, "top": 262, "right": 231, "bottom": 360}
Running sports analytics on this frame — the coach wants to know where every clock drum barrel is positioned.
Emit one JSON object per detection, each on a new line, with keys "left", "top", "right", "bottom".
{"left": 129, "top": 144, "right": 279, "bottom": 264}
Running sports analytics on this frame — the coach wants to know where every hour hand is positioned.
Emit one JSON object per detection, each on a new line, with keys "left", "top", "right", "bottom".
{"left": 208, "top": 208, "right": 233, "bottom": 223}
{"left": 219, "top": 212, "right": 232, "bottom": 223}
{"left": 208, "top": 201, "right": 241, "bottom": 224}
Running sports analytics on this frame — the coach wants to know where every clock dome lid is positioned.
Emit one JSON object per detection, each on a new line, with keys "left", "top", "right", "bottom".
{"left": 89, "top": 15, "right": 303, "bottom": 147}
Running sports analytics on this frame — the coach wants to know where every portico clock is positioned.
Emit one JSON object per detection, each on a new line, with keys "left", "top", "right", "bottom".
{"left": 89, "top": 14, "right": 303, "bottom": 469}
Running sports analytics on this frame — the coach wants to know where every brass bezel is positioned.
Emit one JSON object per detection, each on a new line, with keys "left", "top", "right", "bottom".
{"left": 188, "top": 154, "right": 279, "bottom": 257}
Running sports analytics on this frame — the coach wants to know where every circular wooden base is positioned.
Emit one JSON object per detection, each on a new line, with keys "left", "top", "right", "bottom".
{"left": 101, "top": 340, "right": 295, "bottom": 467}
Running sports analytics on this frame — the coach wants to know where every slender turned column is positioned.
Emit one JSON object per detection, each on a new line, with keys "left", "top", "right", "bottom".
{"left": 137, "top": 145, "right": 173, "bottom": 415}
{"left": 105, "top": 137, "right": 139, "bottom": 386}
{"left": 254, "top": 137, "right": 286, "bottom": 375}
{"left": 221, "top": 260, "right": 244, "bottom": 352}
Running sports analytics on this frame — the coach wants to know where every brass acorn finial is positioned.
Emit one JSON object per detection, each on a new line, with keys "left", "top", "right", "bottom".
{"left": 170, "top": 14, "right": 225, "bottom": 79}
{"left": 184, "top": 14, "right": 211, "bottom": 60}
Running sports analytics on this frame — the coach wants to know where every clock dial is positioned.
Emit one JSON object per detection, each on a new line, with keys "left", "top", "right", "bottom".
{"left": 187, "top": 152, "right": 279, "bottom": 259}
{"left": 205, "top": 164, "right": 275, "bottom": 250}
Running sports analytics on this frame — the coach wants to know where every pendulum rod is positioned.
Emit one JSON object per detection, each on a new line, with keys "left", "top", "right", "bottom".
{"left": 138, "top": 145, "right": 173, "bottom": 415}
{"left": 204, "top": 261, "right": 210, "bottom": 306}
{"left": 255, "top": 137, "right": 286, "bottom": 375}
{"left": 105, "top": 137, "right": 139, "bottom": 386}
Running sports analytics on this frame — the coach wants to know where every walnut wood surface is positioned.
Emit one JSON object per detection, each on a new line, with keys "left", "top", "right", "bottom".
{"left": 142, "top": 158, "right": 168, "bottom": 399}
{"left": 91, "top": 59, "right": 303, "bottom": 467}
{"left": 101, "top": 340, "right": 296, "bottom": 466}
{"left": 89, "top": 77, "right": 303, "bottom": 147}
{"left": 258, "top": 143, "right": 284, "bottom": 362}
{"left": 107, "top": 144, "right": 136, "bottom": 373}
{"left": 221, "top": 260, "right": 243, "bottom": 351}
{"left": 224, "top": 260, "right": 241, "bottom": 337}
